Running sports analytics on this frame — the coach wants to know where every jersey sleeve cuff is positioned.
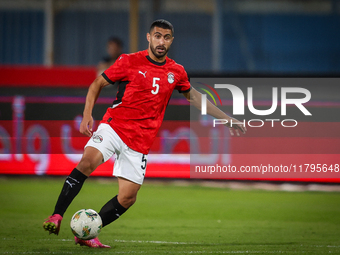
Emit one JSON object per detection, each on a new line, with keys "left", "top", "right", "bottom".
{"left": 102, "top": 72, "right": 114, "bottom": 84}
{"left": 178, "top": 86, "right": 192, "bottom": 93}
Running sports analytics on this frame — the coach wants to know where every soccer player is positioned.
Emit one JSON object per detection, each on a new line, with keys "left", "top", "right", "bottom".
{"left": 43, "top": 19, "right": 246, "bottom": 248}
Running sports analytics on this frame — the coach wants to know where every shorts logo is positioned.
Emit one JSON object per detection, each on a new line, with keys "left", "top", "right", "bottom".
{"left": 92, "top": 135, "right": 103, "bottom": 143}
{"left": 168, "top": 72, "right": 175, "bottom": 84}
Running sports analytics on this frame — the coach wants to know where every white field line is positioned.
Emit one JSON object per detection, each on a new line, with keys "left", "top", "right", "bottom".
{"left": 5, "top": 238, "right": 340, "bottom": 248}
{"left": 1, "top": 239, "right": 339, "bottom": 254}
{"left": 38, "top": 238, "right": 340, "bottom": 248}
{"left": 114, "top": 239, "right": 194, "bottom": 244}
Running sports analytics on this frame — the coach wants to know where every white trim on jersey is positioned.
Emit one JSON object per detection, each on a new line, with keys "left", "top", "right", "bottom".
{"left": 111, "top": 102, "right": 122, "bottom": 109}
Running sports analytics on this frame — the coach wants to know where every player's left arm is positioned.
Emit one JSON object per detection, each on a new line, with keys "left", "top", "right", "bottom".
{"left": 182, "top": 87, "right": 247, "bottom": 136}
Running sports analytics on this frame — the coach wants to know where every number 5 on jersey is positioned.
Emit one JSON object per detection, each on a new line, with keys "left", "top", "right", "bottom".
{"left": 152, "top": 77, "right": 160, "bottom": 95}
{"left": 141, "top": 154, "right": 147, "bottom": 170}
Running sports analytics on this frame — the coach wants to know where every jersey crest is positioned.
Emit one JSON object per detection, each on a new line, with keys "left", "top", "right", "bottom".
{"left": 167, "top": 72, "right": 175, "bottom": 84}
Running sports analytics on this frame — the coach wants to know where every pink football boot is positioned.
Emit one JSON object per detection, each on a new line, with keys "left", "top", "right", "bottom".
{"left": 74, "top": 236, "right": 111, "bottom": 248}
{"left": 43, "top": 214, "right": 63, "bottom": 235}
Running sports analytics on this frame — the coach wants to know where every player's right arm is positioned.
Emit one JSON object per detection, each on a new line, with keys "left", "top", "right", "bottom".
{"left": 183, "top": 87, "right": 247, "bottom": 136}
{"left": 79, "top": 75, "right": 110, "bottom": 137}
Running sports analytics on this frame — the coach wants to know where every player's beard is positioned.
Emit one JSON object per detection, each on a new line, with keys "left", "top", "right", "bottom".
{"left": 150, "top": 43, "right": 169, "bottom": 59}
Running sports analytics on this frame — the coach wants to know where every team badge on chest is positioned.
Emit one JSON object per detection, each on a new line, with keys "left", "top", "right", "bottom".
{"left": 167, "top": 72, "right": 175, "bottom": 84}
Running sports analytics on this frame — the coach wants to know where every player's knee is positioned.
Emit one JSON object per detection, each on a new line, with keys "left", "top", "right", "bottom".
{"left": 76, "top": 158, "right": 97, "bottom": 176}
{"left": 118, "top": 194, "right": 137, "bottom": 208}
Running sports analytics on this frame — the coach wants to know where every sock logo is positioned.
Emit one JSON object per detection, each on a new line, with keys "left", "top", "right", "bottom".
{"left": 66, "top": 180, "right": 76, "bottom": 188}
{"left": 114, "top": 208, "right": 120, "bottom": 218}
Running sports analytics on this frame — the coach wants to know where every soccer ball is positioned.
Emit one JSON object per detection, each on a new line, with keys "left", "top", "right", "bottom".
{"left": 70, "top": 209, "right": 102, "bottom": 240}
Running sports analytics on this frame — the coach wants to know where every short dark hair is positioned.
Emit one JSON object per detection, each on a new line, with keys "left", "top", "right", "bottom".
{"left": 150, "top": 19, "right": 174, "bottom": 36}
{"left": 107, "top": 37, "right": 123, "bottom": 48}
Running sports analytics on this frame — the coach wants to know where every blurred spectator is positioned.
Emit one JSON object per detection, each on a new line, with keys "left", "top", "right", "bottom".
{"left": 97, "top": 37, "right": 123, "bottom": 75}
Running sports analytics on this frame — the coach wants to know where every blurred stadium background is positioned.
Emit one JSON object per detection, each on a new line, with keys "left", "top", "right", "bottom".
{"left": 1, "top": 0, "right": 340, "bottom": 72}
{"left": 0, "top": 0, "right": 340, "bottom": 182}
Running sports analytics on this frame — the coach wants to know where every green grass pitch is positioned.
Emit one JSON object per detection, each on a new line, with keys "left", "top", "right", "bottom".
{"left": 0, "top": 177, "right": 340, "bottom": 254}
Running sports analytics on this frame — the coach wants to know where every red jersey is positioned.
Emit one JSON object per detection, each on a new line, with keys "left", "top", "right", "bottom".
{"left": 101, "top": 50, "right": 191, "bottom": 154}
